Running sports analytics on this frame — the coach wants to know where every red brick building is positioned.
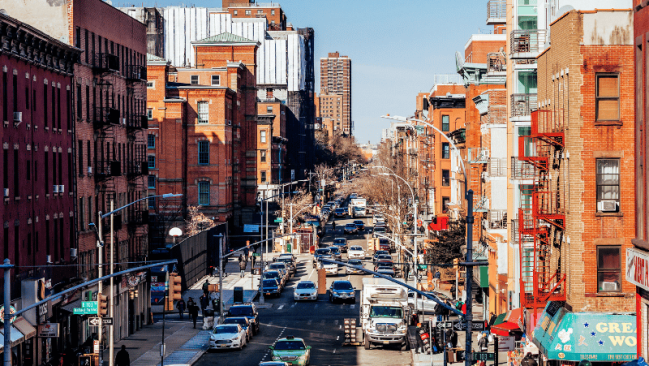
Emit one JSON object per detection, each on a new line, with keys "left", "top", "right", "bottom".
{"left": 147, "top": 32, "right": 258, "bottom": 233}
{"left": 0, "top": 12, "right": 80, "bottom": 363}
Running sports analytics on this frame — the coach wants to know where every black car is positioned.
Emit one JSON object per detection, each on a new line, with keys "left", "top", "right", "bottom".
{"left": 334, "top": 208, "right": 346, "bottom": 217}
{"left": 333, "top": 238, "right": 348, "bottom": 253}
{"left": 226, "top": 304, "right": 259, "bottom": 334}
{"left": 353, "top": 220, "right": 365, "bottom": 231}
{"left": 313, "top": 248, "right": 331, "bottom": 265}
{"left": 260, "top": 278, "right": 281, "bottom": 298}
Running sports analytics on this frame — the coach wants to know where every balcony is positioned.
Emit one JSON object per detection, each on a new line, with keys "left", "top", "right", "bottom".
{"left": 511, "top": 94, "right": 537, "bottom": 117}
{"left": 95, "top": 161, "right": 121, "bottom": 181}
{"left": 474, "top": 196, "right": 489, "bottom": 212}
{"left": 510, "top": 30, "right": 547, "bottom": 59}
{"left": 487, "top": 0, "right": 506, "bottom": 25}
{"left": 94, "top": 107, "right": 120, "bottom": 128}
{"left": 511, "top": 157, "right": 536, "bottom": 180}
{"left": 467, "top": 148, "right": 489, "bottom": 164}
{"left": 127, "top": 115, "right": 148, "bottom": 131}
{"left": 125, "top": 65, "right": 147, "bottom": 81}
{"left": 447, "top": 128, "right": 466, "bottom": 145}
{"left": 487, "top": 53, "right": 506, "bottom": 75}
{"left": 486, "top": 210, "right": 507, "bottom": 230}
{"left": 93, "top": 53, "right": 119, "bottom": 73}
{"left": 489, "top": 158, "right": 507, "bottom": 177}
{"left": 127, "top": 161, "right": 148, "bottom": 179}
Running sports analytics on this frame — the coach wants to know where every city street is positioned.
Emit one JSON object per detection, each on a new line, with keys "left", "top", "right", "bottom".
{"left": 195, "top": 213, "right": 412, "bottom": 366}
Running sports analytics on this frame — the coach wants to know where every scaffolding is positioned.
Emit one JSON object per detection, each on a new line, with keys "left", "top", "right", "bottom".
{"left": 517, "top": 110, "right": 566, "bottom": 313}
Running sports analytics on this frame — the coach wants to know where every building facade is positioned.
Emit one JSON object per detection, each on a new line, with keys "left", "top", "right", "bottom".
{"left": 320, "top": 52, "right": 352, "bottom": 135}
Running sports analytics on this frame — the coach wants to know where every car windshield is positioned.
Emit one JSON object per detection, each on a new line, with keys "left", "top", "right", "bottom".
{"left": 297, "top": 282, "right": 315, "bottom": 289}
{"left": 354, "top": 221, "right": 363, "bottom": 224}
{"left": 330, "top": 247, "right": 340, "bottom": 253}
{"left": 265, "top": 271, "right": 280, "bottom": 278}
{"left": 270, "top": 264, "right": 285, "bottom": 269}
{"left": 334, "top": 239, "right": 346, "bottom": 244}
{"left": 213, "top": 325, "right": 239, "bottom": 334}
{"left": 263, "top": 280, "right": 278, "bottom": 287}
{"left": 375, "top": 251, "right": 388, "bottom": 256}
{"left": 228, "top": 306, "right": 253, "bottom": 316}
{"left": 223, "top": 318, "right": 247, "bottom": 326}
{"left": 274, "top": 340, "right": 306, "bottom": 351}
{"left": 378, "top": 255, "right": 392, "bottom": 260}
{"left": 315, "top": 249, "right": 330, "bottom": 255}
{"left": 370, "top": 306, "right": 403, "bottom": 318}
{"left": 350, "top": 246, "right": 362, "bottom": 251}
{"left": 333, "top": 282, "right": 353, "bottom": 290}
{"left": 335, "top": 209, "right": 344, "bottom": 212}
{"left": 349, "top": 260, "right": 362, "bottom": 265}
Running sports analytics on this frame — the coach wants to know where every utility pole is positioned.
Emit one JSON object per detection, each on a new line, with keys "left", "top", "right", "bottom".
{"left": 464, "top": 189, "right": 475, "bottom": 366}
{"left": 216, "top": 234, "right": 225, "bottom": 321}
{"left": 98, "top": 211, "right": 104, "bottom": 366}
{"left": 3, "top": 259, "right": 12, "bottom": 366}
{"left": 109, "top": 200, "right": 115, "bottom": 366}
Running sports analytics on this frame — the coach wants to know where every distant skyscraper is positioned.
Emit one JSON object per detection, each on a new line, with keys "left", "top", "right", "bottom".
{"left": 320, "top": 52, "right": 352, "bottom": 135}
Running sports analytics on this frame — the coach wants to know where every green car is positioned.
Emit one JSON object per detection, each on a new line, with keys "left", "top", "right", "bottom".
{"left": 269, "top": 336, "right": 311, "bottom": 366}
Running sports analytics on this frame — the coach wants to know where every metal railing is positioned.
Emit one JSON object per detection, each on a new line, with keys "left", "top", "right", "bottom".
{"left": 511, "top": 219, "right": 519, "bottom": 244}
{"left": 489, "top": 158, "right": 507, "bottom": 177}
{"left": 467, "top": 148, "right": 489, "bottom": 164}
{"left": 487, "top": 0, "right": 506, "bottom": 22}
{"left": 487, "top": 53, "right": 506, "bottom": 74}
{"left": 511, "top": 157, "right": 536, "bottom": 179}
{"left": 474, "top": 196, "right": 489, "bottom": 212}
{"left": 488, "top": 210, "right": 507, "bottom": 229}
{"left": 510, "top": 30, "right": 547, "bottom": 58}
{"left": 511, "top": 94, "right": 538, "bottom": 117}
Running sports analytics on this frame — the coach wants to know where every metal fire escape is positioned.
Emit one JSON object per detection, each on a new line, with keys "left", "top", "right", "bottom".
{"left": 517, "top": 109, "right": 566, "bottom": 312}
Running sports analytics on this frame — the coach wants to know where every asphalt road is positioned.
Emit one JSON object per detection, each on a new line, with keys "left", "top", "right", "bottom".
{"left": 195, "top": 211, "right": 412, "bottom": 366}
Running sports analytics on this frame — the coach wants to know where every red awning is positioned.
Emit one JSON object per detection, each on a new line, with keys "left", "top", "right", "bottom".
{"left": 491, "top": 321, "right": 520, "bottom": 337}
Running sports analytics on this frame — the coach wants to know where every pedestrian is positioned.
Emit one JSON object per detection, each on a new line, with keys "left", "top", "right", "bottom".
{"left": 450, "top": 284, "right": 456, "bottom": 299}
{"left": 239, "top": 253, "right": 245, "bottom": 264}
{"left": 478, "top": 332, "right": 488, "bottom": 351}
{"left": 115, "top": 345, "right": 130, "bottom": 366}
{"left": 243, "top": 246, "right": 250, "bottom": 259}
{"left": 200, "top": 293, "right": 209, "bottom": 317}
{"left": 239, "top": 258, "right": 247, "bottom": 277}
{"left": 445, "top": 328, "right": 454, "bottom": 349}
{"left": 433, "top": 268, "right": 441, "bottom": 290}
{"left": 403, "top": 264, "right": 410, "bottom": 281}
{"left": 202, "top": 280, "right": 210, "bottom": 295}
{"left": 187, "top": 297, "right": 196, "bottom": 310}
{"left": 251, "top": 253, "right": 257, "bottom": 270}
{"left": 189, "top": 300, "right": 199, "bottom": 329}
{"left": 521, "top": 353, "right": 538, "bottom": 366}
{"left": 176, "top": 298, "right": 186, "bottom": 319}
{"left": 332, "top": 221, "right": 336, "bottom": 231}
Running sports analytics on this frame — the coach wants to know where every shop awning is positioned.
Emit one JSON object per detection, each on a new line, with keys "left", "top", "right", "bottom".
{"left": 13, "top": 318, "right": 36, "bottom": 340}
{"left": 493, "top": 312, "right": 507, "bottom": 326}
{"left": 491, "top": 321, "right": 521, "bottom": 337}
{"left": 0, "top": 324, "right": 25, "bottom": 352}
{"left": 532, "top": 302, "right": 637, "bottom": 362}
{"left": 60, "top": 298, "right": 82, "bottom": 313}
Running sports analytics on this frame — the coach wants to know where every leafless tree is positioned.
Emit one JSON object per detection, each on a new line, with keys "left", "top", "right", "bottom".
{"left": 276, "top": 190, "right": 315, "bottom": 229}
{"left": 185, "top": 206, "right": 217, "bottom": 237}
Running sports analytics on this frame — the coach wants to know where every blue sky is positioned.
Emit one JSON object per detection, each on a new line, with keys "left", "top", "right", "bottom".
{"left": 125, "top": 0, "right": 486, "bottom": 143}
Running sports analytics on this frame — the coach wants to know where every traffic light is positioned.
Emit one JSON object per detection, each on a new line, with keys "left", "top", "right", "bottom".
{"left": 453, "top": 258, "right": 459, "bottom": 271}
{"left": 98, "top": 294, "right": 108, "bottom": 316}
{"left": 169, "top": 273, "right": 182, "bottom": 301}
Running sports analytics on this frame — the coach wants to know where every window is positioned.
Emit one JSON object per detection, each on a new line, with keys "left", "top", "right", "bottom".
{"left": 442, "top": 170, "right": 450, "bottom": 186}
{"left": 245, "top": 10, "right": 251, "bottom": 15}
{"left": 147, "top": 81, "right": 154, "bottom": 88}
{"left": 271, "top": 9, "right": 275, "bottom": 15}
{"left": 211, "top": 75, "right": 220, "bottom": 86}
{"left": 442, "top": 115, "right": 450, "bottom": 132}
{"left": 233, "top": 10, "right": 238, "bottom": 15}
{"left": 147, "top": 134, "right": 155, "bottom": 149}
{"left": 258, "top": 10, "right": 263, "bottom": 14}
{"left": 260, "top": 150, "right": 266, "bottom": 162}
{"left": 261, "top": 171, "right": 267, "bottom": 183}
{"left": 147, "top": 155, "right": 155, "bottom": 169}
{"left": 442, "top": 197, "right": 450, "bottom": 214}
{"left": 596, "top": 159, "right": 620, "bottom": 211}
{"left": 596, "top": 74, "right": 619, "bottom": 121}
{"left": 198, "top": 141, "right": 209, "bottom": 165}
{"left": 266, "top": 106, "right": 273, "bottom": 114}
{"left": 597, "top": 246, "right": 621, "bottom": 292}
{"left": 260, "top": 130, "right": 267, "bottom": 143}
{"left": 147, "top": 108, "right": 153, "bottom": 120}
{"left": 198, "top": 182, "right": 210, "bottom": 205}
{"left": 442, "top": 143, "right": 450, "bottom": 159}
{"left": 190, "top": 75, "right": 199, "bottom": 85}
{"left": 147, "top": 175, "right": 156, "bottom": 189}
{"left": 148, "top": 196, "right": 156, "bottom": 209}
{"left": 197, "top": 101, "right": 209, "bottom": 124}
{"left": 76, "top": 84, "right": 82, "bottom": 119}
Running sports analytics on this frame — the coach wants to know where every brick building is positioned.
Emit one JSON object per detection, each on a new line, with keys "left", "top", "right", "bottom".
{"left": 147, "top": 32, "right": 258, "bottom": 236}
{"left": 320, "top": 52, "right": 352, "bottom": 135}
{"left": 257, "top": 99, "right": 290, "bottom": 197}
{"left": 5, "top": 0, "right": 152, "bottom": 355}
{"left": 0, "top": 11, "right": 80, "bottom": 365}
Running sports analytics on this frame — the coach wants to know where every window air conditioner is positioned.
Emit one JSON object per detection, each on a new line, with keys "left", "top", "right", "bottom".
{"left": 601, "top": 282, "right": 619, "bottom": 292}
{"left": 598, "top": 200, "right": 618, "bottom": 212}
{"left": 70, "top": 248, "right": 77, "bottom": 259}
{"left": 59, "top": 185, "right": 65, "bottom": 193}
{"left": 3, "top": 188, "right": 8, "bottom": 197}
{"left": 53, "top": 185, "right": 59, "bottom": 193}
{"left": 46, "top": 255, "right": 53, "bottom": 264}
{"left": 13, "top": 112, "right": 22, "bottom": 124}
{"left": 88, "top": 166, "right": 93, "bottom": 174}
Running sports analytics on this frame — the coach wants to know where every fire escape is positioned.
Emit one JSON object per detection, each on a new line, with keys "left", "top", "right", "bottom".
{"left": 517, "top": 110, "right": 566, "bottom": 311}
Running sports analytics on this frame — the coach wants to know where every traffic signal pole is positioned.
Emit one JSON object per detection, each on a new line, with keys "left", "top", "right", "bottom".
{"left": 464, "top": 189, "right": 475, "bottom": 366}
{"left": 98, "top": 211, "right": 104, "bottom": 366}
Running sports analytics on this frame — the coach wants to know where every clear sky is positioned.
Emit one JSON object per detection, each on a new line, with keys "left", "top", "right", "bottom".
{"left": 121, "top": 0, "right": 487, "bottom": 144}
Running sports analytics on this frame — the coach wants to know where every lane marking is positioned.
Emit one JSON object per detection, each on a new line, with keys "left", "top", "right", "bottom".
{"left": 339, "top": 324, "right": 342, "bottom": 329}
{"left": 336, "top": 336, "right": 339, "bottom": 341}
{"left": 277, "top": 305, "right": 284, "bottom": 310}
{"left": 333, "top": 348, "right": 337, "bottom": 354}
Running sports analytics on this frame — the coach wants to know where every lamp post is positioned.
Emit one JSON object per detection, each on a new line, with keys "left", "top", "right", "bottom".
{"left": 382, "top": 114, "right": 475, "bottom": 366}
{"left": 99, "top": 193, "right": 182, "bottom": 366}
{"left": 161, "top": 226, "right": 182, "bottom": 366}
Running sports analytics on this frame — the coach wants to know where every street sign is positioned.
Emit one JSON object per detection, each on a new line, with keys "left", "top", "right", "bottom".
{"left": 472, "top": 352, "right": 495, "bottom": 361}
{"left": 274, "top": 218, "right": 284, "bottom": 223}
{"left": 435, "top": 321, "right": 454, "bottom": 329}
{"left": 102, "top": 317, "right": 114, "bottom": 325}
{"left": 453, "top": 321, "right": 486, "bottom": 331}
{"left": 89, "top": 317, "right": 114, "bottom": 326}
{"left": 252, "top": 253, "right": 260, "bottom": 257}
{"left": 89, "top": 318, "right": 101, "bottom": 326}
{"left": 73, "top": 301, "right": 98, "bottom": 315}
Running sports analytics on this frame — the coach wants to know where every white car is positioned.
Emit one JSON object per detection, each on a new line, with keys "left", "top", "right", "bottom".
{"left": 321, "top": 262, "right": 339, "bottom": 276}
{"left": 373, "top": 214, "right": 385, "bottom": 225}
{"left": 209, "top": 324, "right": 247, "bottom": 350}
{"left": 348, "top": 245, "right": 365, "bottom": 260}
{"left": 293, "top": 281, "right": 318, "bottom": 301}
{"left": 407, "top": 291, "right": 450, "bottom": 314}
{"left": 346, "top": 259, "right": 365, "bottom": 274}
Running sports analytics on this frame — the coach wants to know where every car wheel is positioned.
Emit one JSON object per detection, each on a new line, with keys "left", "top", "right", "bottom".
{"left": 364, "top": 336, "right": 371, "bottom": 350}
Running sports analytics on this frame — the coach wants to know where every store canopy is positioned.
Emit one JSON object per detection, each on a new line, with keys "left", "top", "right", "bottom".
{"left": 492, "top": 321, "right": 521, "bottom": 337}
{"left": 60, "top": 298, "right": 82, "bottom": 313}
{"left": 493, "top": 313, "right": 507, "bottom": 326}
{"left": 13, "top": 318, "right": 36, "bottom": 339}
{"left": 532, "top": 302, "right": 637, "bottom": 362}
{"left": 0, "top": 324, "right": 25, "bottom": 353}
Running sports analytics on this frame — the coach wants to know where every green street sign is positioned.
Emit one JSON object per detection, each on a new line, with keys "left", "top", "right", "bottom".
{"left": 274, "top": 218, "right": 284, "bottom": 223}
{"left": 253, "top": 253, "right": 260, "bottom": 257}
{"left": 73, "top": 301, "right": 98, "bottom": 315}
{"left": 403, "top": 221, "right": 407, "bottom": 225}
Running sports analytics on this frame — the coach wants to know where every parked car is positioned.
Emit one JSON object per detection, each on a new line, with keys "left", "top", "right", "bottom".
{"left": 347, "top": 246, "right": 365, "bottom": 260}
{"left": 263, "top": 270, "right": 286, "bottom": 288}
{"left": 353, "top": 220, "right": 365, "bottom": 231}
{"left": 344, "top": 223, "right": 358, "bottom": 234}
{"left": 333, "top": 238, "right": 348, "bottom": 253}
{"left": 328, "top": 280, "right": 356, "bottom": 303}
{"left": 226, "top": 303, "right": 259, "bottom": 334}
{"left": 267, "top": 262, "right": 291, "bottom": 280}
{"left": 222, "top": 317, "right": 253, "bottom": 341}
{"left": 275, "top": 255, "right": 296, "bottom": 274}
{"left": 209, "top": 324, "right": 247, "bottom": 350}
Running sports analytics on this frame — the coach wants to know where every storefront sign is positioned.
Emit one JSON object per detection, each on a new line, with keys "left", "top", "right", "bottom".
{"left": 37, "top": 323, "right": 59, "bottom": 338}
{"left": 499, "top": 336, "right": 515, "bottom": 351}
{"left": 38, "top": 303, "right": 48, "bottom": 317}
{"left": 626, "top": 248, "right": 649, "bottom": 291}
{"left": 0, "top": 305, "right": 17, "bottom": 324}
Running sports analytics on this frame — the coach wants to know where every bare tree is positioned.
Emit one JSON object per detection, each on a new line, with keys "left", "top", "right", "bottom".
{"left": 185, "top": 206, "right": 217, "bottom": 237}
{"left": 276, "top": 190, "right": 315, "bottom": 229}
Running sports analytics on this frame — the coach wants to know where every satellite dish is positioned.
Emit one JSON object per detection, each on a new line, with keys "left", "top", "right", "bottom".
{"left": 455, "top": 51, "right": 464, "bottom": 72}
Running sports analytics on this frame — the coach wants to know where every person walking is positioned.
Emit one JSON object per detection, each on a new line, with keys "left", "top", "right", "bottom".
{"left": 478, "top": 332, "right": 488, "bottom": 351}
{"left": 403, "top": 264, "right": 410, "bottom": 282}
{"left": 115, "top": 345, "right": 130, "bottom": 366}
{"left": 189, "top": 300, "right": 199, "bottom": 329}
{"left": 433, "top": 268, "right": 441, "bottom": 290}
{"left": 202, "top": 280, "right": 210, "bottom": 296}
{"left": 200, "top": 293, "right": 209, "bottom": 318}
{"left": 176, "top": 298, "right": 186, "bottom": 319}
{"left": 332, "top": 221, "right": 336, "bottom": 232}
{"left": 239, "top": 258, "right": 247, "bottom": 277}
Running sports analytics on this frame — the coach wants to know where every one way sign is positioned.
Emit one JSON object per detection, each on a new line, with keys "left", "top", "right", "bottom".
{"left": 453, "top": 321, "right": 486, "bottom": 331}
{"left": 435, "top": 321, "right": 454, "bottom": 329}
{"left": 89, "top": 317, "right": 113, "bottom": 326}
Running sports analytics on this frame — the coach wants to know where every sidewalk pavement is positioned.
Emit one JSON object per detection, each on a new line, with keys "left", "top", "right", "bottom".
{"left": 110, "top": 257, "right": 263, "bottom": 366}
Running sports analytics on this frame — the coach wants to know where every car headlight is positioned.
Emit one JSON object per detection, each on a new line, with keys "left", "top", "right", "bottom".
{"left": 272, "top": 356, "right": 281, "bottom": 361}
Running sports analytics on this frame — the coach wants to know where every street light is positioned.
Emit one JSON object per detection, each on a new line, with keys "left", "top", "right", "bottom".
{"left": 382, "top": 113, "right": 477, "bottom": 366}
{"left": 96, "top": 193, "right": 182, "bottom": 366}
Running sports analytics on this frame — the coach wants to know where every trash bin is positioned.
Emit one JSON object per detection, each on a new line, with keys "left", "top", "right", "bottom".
{"left": 233, "top": 286, "right": 244, "bottom": 304}
{"left": 204, "top": 309, "right": 214, "bottom": 317}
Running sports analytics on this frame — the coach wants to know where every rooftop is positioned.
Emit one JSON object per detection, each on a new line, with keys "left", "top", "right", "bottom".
{"left": 192, "top": 32, "right": 259, "bottom": 45}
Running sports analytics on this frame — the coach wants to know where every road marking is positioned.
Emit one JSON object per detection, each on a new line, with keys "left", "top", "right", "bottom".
{"left": 333, "top": 348, "right": 337, "bottom": 354}
{"left": 339, "top": 325, "right": 342, "bottom": 329}
{"left": 336, "top": 336, "right": 339, "bottom": 341}
{"left": 277, "top": 305, "right": 284, "bottom": 310}
{"left": 350, "top": 305, "right": 356, "bottom": 309}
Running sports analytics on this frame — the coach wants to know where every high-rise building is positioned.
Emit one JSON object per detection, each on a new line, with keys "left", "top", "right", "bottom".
{"left": 320, "top": 52, "right": 352, "bottom": 135}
